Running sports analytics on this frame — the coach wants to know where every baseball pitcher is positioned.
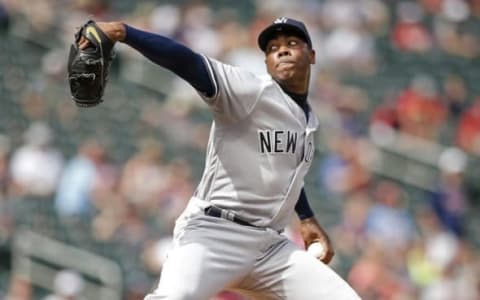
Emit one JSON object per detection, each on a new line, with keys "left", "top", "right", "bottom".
{"left": 75, "top": 16, "right": 361, "bottom": 300}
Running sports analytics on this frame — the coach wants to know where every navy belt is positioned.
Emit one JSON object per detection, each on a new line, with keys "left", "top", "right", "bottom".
{"left": 204, "top": 206, "right": 257, "bottom": 228}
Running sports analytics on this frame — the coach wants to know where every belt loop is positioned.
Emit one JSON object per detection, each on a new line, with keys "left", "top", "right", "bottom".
{"left": 220, "top": 209, "right": 228, "bottom": 220}
{"left": 226, "top": 211, "right": 236, "bottom": 221}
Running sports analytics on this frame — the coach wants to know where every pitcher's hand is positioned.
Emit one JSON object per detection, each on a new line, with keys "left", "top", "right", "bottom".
{"left": 300, "top": 217, "right": 334, "bottom": 264}
{"left": 78, "top": 21, "right": 125, "bottom": 49}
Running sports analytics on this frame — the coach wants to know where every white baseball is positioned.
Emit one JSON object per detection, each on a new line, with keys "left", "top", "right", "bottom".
{"left": 307, "top": 242, "right": 326, "bottom": 258}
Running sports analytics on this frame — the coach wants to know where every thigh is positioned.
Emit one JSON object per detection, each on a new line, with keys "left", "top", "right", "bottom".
{"left": 145, "top": 216, "right": 259, "bottom": 300}
{"left": 246, "top": 240, "right": 361, "bottom": 300}
{"left": 145, "top": 242, "right": 227, "bottom": 300}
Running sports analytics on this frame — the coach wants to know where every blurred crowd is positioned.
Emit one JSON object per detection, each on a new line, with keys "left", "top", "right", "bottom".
{"left": 0, "top": 0, "right": 480, "bottom": 299}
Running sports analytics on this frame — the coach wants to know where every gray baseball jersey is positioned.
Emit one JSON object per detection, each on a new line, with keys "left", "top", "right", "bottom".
{"left": 145, "top": 57, "right": 361, "bottom": 300}
{"left": 193, "top": 56, "right": 318, "bottom": 231}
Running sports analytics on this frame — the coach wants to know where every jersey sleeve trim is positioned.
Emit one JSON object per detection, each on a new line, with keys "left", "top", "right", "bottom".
{"left": 198, "top": 55, "right": 219, "bottom": 103}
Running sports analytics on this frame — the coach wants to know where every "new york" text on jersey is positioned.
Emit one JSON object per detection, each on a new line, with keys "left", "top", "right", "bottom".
{"left": 258, "top": 130, "right": 298, "bottom": 154}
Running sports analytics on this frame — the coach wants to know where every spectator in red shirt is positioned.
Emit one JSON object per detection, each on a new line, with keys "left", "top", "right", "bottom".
{"left": 456, "top": 98, "right": 480, "bottom": 155}
{"left": 391, "top": 2, "right": 433, "bottom": 53}
{"left": 395, "top": 75, "right": 447, "bottom": 140}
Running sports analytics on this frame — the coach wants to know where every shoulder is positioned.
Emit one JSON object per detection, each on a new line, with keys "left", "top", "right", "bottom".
{"left": 257, "top": 74, "right": 289, "bottom": 98}
{"left": 205, "top": 56, "right": 268, "bottom": 83}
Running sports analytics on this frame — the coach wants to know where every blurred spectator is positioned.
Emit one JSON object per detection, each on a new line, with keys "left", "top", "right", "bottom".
{"left": 441, "top": 73, "right": 468, "bottom": 120}
{"left": 456, "top": 98, "right": 480, "bottom": 155}
{"left": 157, "top": 159, "right": 194, "bottom": 225}
{"left": 111, "top": 203, "right": 149, "bottom": 247}
{"left": 333, "top": 86, "right": 369, "bottom": 137}
{"left": 4, "top": 276, "right": 32, "bottom": 300}
{"left": 419, "top": 0, "right": 443, "bottom": 15}
{"left": 365, "top": 180, "right": 416, "bottom": 252}
{"left": 441, "top": 0, "right": 471, "bottom": 22}
{"left": 394, "top": 74, "right": 447, "bottom": 140}
{"left": 348, "top": 242, "right": 415, "bottom": 300}
{"left": 430, "top": 147, "right": 469, "bottom": 236}
{"left": 311, "top": 71, "right": 343, "bottom": 109}
{"left": 124, "top": 270, "right": 153, "bottom": 300}
{"left": 222, "top": 19, "right": 266, "bottom": 75}
{"left": 149, "top": 4, "right": 181, "bottom": 37}
{"left": 89, "top": 148, "right": 120, "bottom": 215}
{"left": 392, "top": 1, "right": 433, "bottom": 53}
{"left": 319, "top": 0, "right": 378, "bottom": 74}
{"left": 70, "top": 0, "right": 111, "bottom": 19}
{"left": 408, "top": 206, "right": 456, "bottom": 287}
{"left": 433, "top": 6, "right": 480, "bottom": 59}
{"left": 20, "top": 89, "right": 49, "bottom": 121}
{"left": 91, "top": 196, "right": 126, "bottom": 242}
{"left": 9, "top": 122, "right": 64, "bottom": 197}
{"left": 323, "top": 25, "right": 376, "bottom": 74}
{"left": 412, "top": 206, "right": 479, "bottom": 300}
{"left": 141, "top": 98, "right": 211, "bottom": 151}
{"left": 120, "top": 140, "right": 167, "bottom": 211}
{"left": 317, "top": 132, "right": 371, "bottom": 199}
{"left": 177, "top": 2, "right": 221, "bottom": 57}
{"left": 119, "top": 138, "right": 168, "bottom": 215}
{"left": 54, "top": 138, "right": 106, "bottom": 218}
{"left": 407, "top": 239, "right": 441, "bottom": 290}
{"left": 370, "top": 91, "right": 400, "bottom": 131}
{"left": 320, "top": 0, "right": 363, "bottom": 29}
{"left": 360, "top": 0, "right": 390, "bottom": 36}
{"left": 333, "top": 193, "right": 371, "bottom": 258}
{"left": 88, "top": 150, "right": 122, "bottom": 241}
{"left": 442, "top": 26, "right": 479, "bottom": 59}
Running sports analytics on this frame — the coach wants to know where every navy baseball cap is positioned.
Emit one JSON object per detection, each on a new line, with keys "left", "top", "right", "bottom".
{"left": 258, "top": 17, "right": 312, "bottom": 52}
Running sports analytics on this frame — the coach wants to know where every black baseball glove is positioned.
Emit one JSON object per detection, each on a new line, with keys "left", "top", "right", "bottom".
{"left": 67, "top": 20, "right": 115, "bottom": 107}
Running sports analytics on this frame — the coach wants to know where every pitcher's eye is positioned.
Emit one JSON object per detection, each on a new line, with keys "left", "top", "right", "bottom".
{"left": 268, "top": 44, "right": 279, "bottom": 53}
{"left": 289, "top": 40, "right": 298, "bottom": 47}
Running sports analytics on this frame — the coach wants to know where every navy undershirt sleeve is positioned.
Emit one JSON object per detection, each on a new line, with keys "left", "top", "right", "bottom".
{"left": 122, "top": 24, "right": 215, "bottom": 97}
{"left": 295, "top": 188, "right": 315, "bottom": 220}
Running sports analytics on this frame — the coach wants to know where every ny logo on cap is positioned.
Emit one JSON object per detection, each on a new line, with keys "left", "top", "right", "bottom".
{"left": 274, "top": 17, "right": 288, "bottom": 24}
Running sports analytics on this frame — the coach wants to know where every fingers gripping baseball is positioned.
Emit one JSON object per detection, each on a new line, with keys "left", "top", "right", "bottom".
{"left": 300, "top": 217, "right": 335, "bottom": 264}
{"left": 307, "top": 242, "right": 325, "bottom": 257}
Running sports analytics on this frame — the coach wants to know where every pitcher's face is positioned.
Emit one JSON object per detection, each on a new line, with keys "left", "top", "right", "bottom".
{"left": 265, "top": 34, "right": 315, "bottom": 90}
